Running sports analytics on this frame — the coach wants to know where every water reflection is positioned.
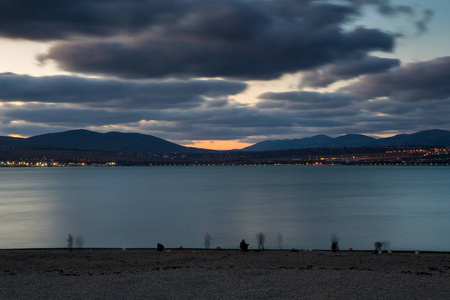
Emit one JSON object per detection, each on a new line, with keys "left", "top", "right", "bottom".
{"left": 0, "top": 196, "right": 61, "bottom": 248}
{"left": 0, "top": 166, "right": 449, "bottom": 250}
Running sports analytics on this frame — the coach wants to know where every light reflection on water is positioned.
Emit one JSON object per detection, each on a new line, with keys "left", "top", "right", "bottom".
{"left": 0, "top": 166, "right": 449, "bottom": 251}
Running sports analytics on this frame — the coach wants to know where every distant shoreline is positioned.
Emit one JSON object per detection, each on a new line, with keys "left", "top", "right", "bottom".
{"left": 1, "top": 162, "right": 449, "bottom": 167}
{"left": 1, "top": 145, "right": 449, "bottom": 166}
{"left": 1, "top": 248, "right": 450, "bottom": 253}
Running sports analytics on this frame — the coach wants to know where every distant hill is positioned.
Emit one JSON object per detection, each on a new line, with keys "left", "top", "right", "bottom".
{"left": 243, "top": 130, "right": 450, "bottom": 151}
{"left": 1, "top": 129, "right": 449, "bottom": 154}
{"left": 0, "top": 129, "right": 199, "bottom": 153}
{"left": 0, "top": 136, "right": 23, "bottom": 148}
{"left": 373, "top": 130, "right": 450, "bottom": 146}
{"left": 245, "top": 135, "right": 334, "bottom": 151}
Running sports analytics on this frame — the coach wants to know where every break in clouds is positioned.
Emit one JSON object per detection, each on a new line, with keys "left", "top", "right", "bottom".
{"left": 0, "top": 0, "right": 447, "bottom": 143}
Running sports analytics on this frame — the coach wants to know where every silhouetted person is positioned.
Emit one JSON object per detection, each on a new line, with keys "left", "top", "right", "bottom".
{"left": 332, "top": 241, "right": 339, "bottom": 252}
{"left": 331, "top": 234, "right": 339, "bottom": 252}
{"left": 374, "top": 241, "right": 382, "bottom": 254}
{"left": 240, "top": 239, "right": 249, "bottom": 252}
{"left": 75, "top": 234, "right": 84, "bottom": 248}
{"left": 256, "top": 232, "right": 265, "bottom": 251}
{"left": 204, "top": 233, "right": 211, "bottom": 249}
{"left": 67, "top": 234, "right": 73, "bottom": 251}
{"left": 157, "top": 243, "right": 164, "bottom": 252}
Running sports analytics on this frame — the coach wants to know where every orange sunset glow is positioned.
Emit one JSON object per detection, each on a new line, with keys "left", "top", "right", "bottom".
{"left": 185, "top": 140, "right": 253, "bottom": 151}
{"left": 8, "top": 134, "right": 28, "bottom": 139}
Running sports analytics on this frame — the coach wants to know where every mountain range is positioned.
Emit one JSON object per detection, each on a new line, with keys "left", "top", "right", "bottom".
{"left": 243, "top": 129, "right": 450, "bottom": 151}
{"left": 0, "top": 129, "right": 196, "bottom": 153}
{"left": 0, "top": 129, "right": 449, "bottom": 153}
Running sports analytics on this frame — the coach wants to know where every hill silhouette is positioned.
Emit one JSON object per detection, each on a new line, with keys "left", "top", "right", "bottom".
{"left": 0, "top": 129, "right": 198, "bottom": 153}
{"left": 243, "top": 130, "right": 450, "bottom": 151}
{"left": 0, "top": 129, "right": 449, "bottom": 154}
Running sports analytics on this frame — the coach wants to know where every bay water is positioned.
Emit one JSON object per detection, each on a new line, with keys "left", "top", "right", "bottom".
{"left": 0, "top": 166, "right": 449, "bottom": 251}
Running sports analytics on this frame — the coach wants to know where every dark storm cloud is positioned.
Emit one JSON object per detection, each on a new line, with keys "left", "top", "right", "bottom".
{"left": 344, "top": 56, "right": 450, "bottom": 102}
{"left": 0, "top": 0, "right": 414, "bottom": 41}
{"left": 29, "top": 0, "right": 398, "bottom": 80}
{"left": 0, "top": 0, "right": 190, "bottom": 40}
{"left": 300, "top": 56, "right": 400, "bottom": 88}
{"left": 0, "top": 73, "right": 246, "bottom": 109}
{"left": 257, "top": 91, "right": 360, "bottom": 110}
{"left": 360, "top": 99, "right": 450, "bottom": 119}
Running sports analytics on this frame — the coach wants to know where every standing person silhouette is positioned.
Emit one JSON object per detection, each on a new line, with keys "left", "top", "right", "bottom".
{"left": 67, "top": 234, "right": 73, "bottom": 251}
{"left": 256, "top": 232, "right": 265, "bottom": 251}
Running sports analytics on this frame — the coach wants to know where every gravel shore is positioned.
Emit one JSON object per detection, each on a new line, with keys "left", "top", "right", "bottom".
{"left": 1, "top": 249, "right": 449, "bottom": 299}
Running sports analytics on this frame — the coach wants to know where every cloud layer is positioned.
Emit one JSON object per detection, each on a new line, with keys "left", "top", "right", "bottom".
{"left": 0, "top": 73, "right": 246, "bottom": 109}
{"left": 1, "top": 55, "right": 450, "bottom": 144}
{"left": 300, "top": 56, "right": 400, "bottom": 88}
{"left": 344, "top": 56, "right": 450, "bottom": 102}
{"left": 27, "top": 0, "right": 397, "bottom": 80}
{"left": 0, "top": 0, "right": 446, "bottom": 146}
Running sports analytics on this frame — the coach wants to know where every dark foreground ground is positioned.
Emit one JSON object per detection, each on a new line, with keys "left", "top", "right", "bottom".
{"left": 0, "top": 249, "right": 449, "bottom": 299}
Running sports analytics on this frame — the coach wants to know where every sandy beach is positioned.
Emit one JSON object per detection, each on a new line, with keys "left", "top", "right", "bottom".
{"left": 1, "top": 249, "right": 449, "bottom": 299}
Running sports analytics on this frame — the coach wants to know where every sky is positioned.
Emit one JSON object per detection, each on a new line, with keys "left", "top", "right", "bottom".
{"left": 0, "top": 0, "right": 449, "bottom": 150}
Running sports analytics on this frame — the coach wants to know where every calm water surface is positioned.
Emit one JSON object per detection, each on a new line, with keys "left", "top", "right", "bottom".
{"left": 0, "top": 166, "right": 449, "bottom": 251}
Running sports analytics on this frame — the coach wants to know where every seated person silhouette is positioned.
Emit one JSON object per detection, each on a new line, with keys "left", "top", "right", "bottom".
{"left": 240, "top": 239, "right": 249, "bottom": 252}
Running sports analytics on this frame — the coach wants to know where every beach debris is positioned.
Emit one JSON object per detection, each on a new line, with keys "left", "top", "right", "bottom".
{"left": 256, "top": 232, "right": 265, "bottom": 251}
{"left": 415, "top": 250, "right": 419, "bottom": 255}
{"left": 204, "top": 233, "right": 211, "bottom": 249}
{"left": 240, "top": 239, "right": 249, "bottom": 252}
{"left": 331, "top": 234, "right": 339, "bottom": 252}
{"left": 277, "top": 232, "right": 283, "bottom": 249}
{"left": 157, "top": 243, "right": 165, "bottom": 252}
